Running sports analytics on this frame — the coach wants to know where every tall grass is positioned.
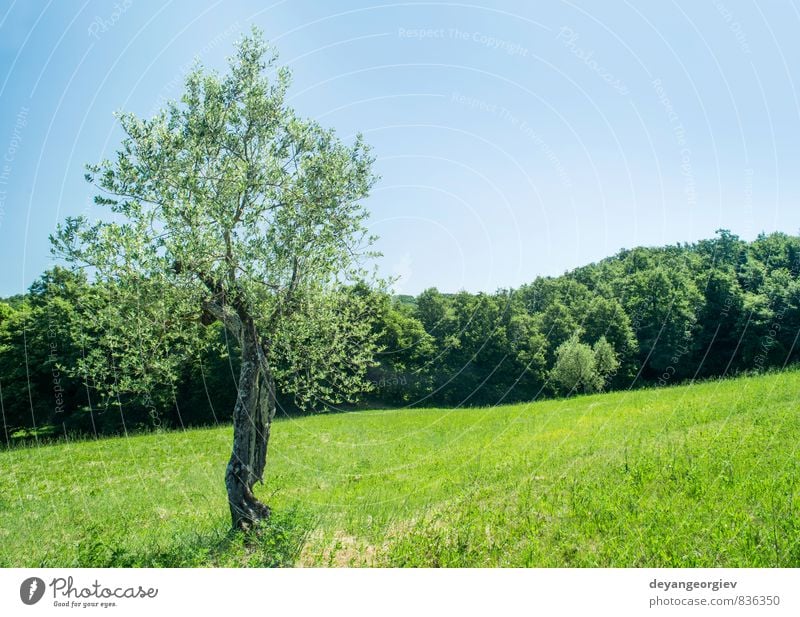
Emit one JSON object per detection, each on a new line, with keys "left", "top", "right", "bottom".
{"left": 1, "top": 370, "right": 798, "bottom": 567}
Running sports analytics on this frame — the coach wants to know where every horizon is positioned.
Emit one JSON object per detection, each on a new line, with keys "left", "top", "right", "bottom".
{"left": 3, "top": 225, "right": 795, "bottom": 301}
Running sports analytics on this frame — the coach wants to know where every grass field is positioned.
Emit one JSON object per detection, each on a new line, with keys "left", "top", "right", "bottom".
{"left": 1, "top": 370, "right": 799, "bottom": 567}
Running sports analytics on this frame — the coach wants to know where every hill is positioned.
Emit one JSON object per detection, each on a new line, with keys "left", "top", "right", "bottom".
{"left": 0, "top": 369, "right": 798, "bottom": 567}
{"left": 3, "top": 230, "right": 800, "bottom": 439}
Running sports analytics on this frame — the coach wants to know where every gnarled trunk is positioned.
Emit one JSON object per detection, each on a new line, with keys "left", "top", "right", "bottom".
{"left": 226, "top": 321, "right": 276, "bottom": 531}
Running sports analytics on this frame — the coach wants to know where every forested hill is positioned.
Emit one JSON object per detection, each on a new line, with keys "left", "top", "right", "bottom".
{"left": 1, "top": 229, "right": 798, "bottom": 439}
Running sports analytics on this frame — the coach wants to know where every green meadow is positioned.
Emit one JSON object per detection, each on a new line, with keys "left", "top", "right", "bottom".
{"left": 1, "top": 370, "right": 798, "bottom": 567}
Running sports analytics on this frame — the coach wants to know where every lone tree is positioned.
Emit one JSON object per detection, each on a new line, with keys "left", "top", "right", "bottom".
{"left": 550, "top": 334, "right": 603, "bottom": 395}
{"left": 52, "top": 28, "right": 381, "bottom": 530}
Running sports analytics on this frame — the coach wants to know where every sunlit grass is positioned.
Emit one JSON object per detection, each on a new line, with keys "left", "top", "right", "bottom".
{"left": 1, "top": 370, "right": 798, "bottom": 567}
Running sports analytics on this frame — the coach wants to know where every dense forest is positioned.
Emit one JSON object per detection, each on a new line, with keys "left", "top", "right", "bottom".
{"left": 1, "top": 229, "right": 798, "bottom": 442}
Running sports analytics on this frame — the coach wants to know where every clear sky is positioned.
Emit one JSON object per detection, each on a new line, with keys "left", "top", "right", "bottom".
{"left": 1, "top": 1, "right": 799, "bottom": 297}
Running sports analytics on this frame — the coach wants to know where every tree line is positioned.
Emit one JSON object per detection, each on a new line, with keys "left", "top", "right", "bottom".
{"left": 1, "top": 228, "right": 797, "bottom": 442}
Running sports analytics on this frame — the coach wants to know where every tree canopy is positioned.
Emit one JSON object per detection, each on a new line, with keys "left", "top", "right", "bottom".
{"left": 4, "top": 229, "right": 799, "bottom": 445}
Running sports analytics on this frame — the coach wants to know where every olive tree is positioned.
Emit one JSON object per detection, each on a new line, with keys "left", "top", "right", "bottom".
{"left": 52, "top": 28, "right": 381, "bottom": 530}
{"left": 592, "top": 336, "right": 620, "bottom": 388}
{"left": 550, "top": 334, "right": 603, "bottom": 394}
{"left": 550, "top": 334, "right": 620, "bottom": 395}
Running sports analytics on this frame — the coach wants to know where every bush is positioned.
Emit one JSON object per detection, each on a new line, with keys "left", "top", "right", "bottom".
{"left": 551, "top": 334, "right": 606, "bottom": 394}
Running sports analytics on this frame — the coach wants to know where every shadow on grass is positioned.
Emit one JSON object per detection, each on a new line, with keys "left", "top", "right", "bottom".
{"left": 72, "top": 506, "right": 315, "bottom": 568}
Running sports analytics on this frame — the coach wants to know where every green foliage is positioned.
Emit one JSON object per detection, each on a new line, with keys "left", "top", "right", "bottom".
{"left": 550, "top": 334, "right": 604, "bottom": 394}
{"left": 621, "top": 265, "right": 700, "bottom": 377}
{"left": 367, "top": 293, "right": 435, "bottom": 404}
{"left": 49, "top": 27, "right": 381, "bottom": 417}
{"left": 410, "top": 291, "right": 549, "bottom": 406}
{"left": 593, "top": 336, "right": 620, "bottom": 385}
{"left": 3, "top": 230, "right": 800, "bottom": 437}
{"left": 0, "top": 268, "right": 92, "bottom": 438}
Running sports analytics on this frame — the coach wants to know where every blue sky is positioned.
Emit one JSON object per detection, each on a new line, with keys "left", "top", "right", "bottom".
{"left": 1, "top": 1, "right": 799, "bottom": 297}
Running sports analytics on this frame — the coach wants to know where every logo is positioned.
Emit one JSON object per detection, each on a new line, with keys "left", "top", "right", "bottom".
{"left": 20, "top": 577, "right": 45, "bottom": 605}
{"left": 17, "top": 575, "right": 159, "bottom": 608}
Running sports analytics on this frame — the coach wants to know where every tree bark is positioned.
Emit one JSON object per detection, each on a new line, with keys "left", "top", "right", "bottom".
{"left": 225, "top": 318, "right": 276, "bottom": 531}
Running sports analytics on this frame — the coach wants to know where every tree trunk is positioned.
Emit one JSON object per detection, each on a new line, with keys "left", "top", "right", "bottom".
{"left": 226, "top": 320, "right": 276, "bottom": 531}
